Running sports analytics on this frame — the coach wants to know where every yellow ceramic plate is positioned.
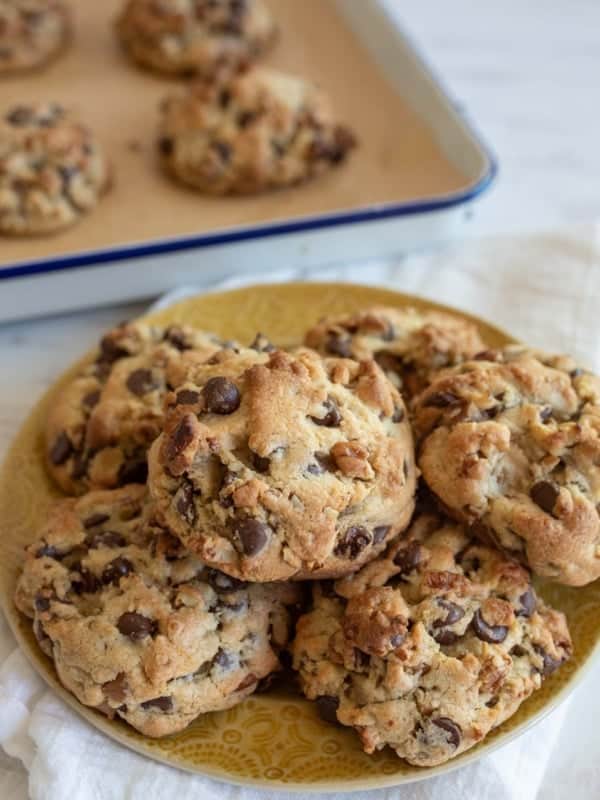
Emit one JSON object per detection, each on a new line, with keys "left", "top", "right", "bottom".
{"left": 1, "top": 283, "right": 598, "bottom": 793}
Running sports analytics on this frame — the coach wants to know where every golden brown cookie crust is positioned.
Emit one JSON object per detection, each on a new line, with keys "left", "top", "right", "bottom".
{"left": 291, "top": 512, "right": 572, "bottom": 766}
{"left": 148, "top": 346, "right": 416, "bottom": 581}
{"left": 414, "top": 346, "right": 600, "bottom": 586}
{"left": 15, "top": 485, "right": 301, "bottom": 737}
{"left": 304, "top": 306, "right": 487, "bottom": 400}
{"left": 157, "top": 67, "right": 356, "bottom": 195}
{"left": 116, "top": 0, "right": 276, "bottom": 77}
{"left": 0, "top": 103, "right": 109, "bottom": 235}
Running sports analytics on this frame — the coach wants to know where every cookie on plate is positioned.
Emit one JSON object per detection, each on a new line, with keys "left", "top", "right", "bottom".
{"left": 0, "top": 0, "right": 71, "bottom": 74}
{"left": 304, "top": 306, "right": 487, "bottom": 400}
{"left": 15, "top": 485, "right": 302, "bottom": 737}
{"left": 291, "top": 512, "right": 572, "bottom": 767}
{"left": 157, "top": 67, "right": 356, "bottom": 194}
{"left": 46, "top": 321, "right": 228, "bottom": 495}
{"left": 116, "top": 0, "right": 276, "bottom": 77}
{"left": 413, "top": 346, "right": 600, "bottom": 586}
{"left": 0, "top": 103, "right": 110, "bottom": 235}
{"left": 148, "top": 346, "right": 416, "bottom": 581}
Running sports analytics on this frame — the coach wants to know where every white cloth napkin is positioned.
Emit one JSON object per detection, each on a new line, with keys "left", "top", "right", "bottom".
{"left": 2, "top": 222, "right": 600, "bottom": 800}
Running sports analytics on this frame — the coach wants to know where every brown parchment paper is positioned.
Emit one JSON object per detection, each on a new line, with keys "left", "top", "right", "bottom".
{"left": 0, "top": 0, "right": 466, "bottom": 268}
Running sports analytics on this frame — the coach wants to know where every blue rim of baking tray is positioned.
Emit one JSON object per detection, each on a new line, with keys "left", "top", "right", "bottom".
{"left": 0, "top": 13, "right": 498, "bottom": 282}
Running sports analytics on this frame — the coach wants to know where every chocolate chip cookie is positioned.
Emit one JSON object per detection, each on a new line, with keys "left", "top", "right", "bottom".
{"left": 157, "top": 67, "right": 356, "bottom": 194}
{"left": 413, "top": 346, "right": 600, "bottom": 586}
{"left": 46, "top": 322, "right": 228, "bottom": 495}
{"left": 14, "top": 485, "right": 301, "bottom": 737}
{"left": 291, "top": 511, "right": 572, "bottom": 767}
{"left": 0, "top": 0, "right": 71, "bottom": 74}
{"left": 116, "top": 0, "right": 276, "bottom": 77}
{"left": 0, "top": 103, "right": 110, "bottom": 235}
{"left": 148, "top": 346, "right": 416, "bottom": 581}
{"left": 304, "top": 306, "right": 487, "bottom": 400}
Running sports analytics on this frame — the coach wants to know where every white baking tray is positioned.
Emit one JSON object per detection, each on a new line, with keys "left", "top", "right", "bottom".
{"left": 0, "top": 0, "right": 496, "bottom": 322}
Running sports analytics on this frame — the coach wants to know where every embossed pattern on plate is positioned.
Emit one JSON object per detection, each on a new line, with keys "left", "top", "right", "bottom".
{"left": 1, "top": 283, "right": 598, "bottom": 792}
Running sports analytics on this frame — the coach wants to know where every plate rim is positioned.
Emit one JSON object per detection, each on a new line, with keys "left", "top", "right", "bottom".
{"left": 0, "top": 281, "right": 595, "bottom": 793}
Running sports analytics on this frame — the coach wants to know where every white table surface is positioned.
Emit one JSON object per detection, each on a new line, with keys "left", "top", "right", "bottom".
{"left": 2, "top": 0, "right": 600, "bottom": 794}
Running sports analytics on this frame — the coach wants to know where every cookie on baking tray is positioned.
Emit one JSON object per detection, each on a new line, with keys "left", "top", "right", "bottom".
{"left": 45, "top": 321, "right": 230, "bottom": 495}
{"left": 147, "top": 345, "right": 416, "bottom": 581}
{"left": 157, "top": 67, "right": 356, "bottom": 194}
{"left": 14, "top": 485, "right": 301, "bottom": 737}
{"left": 0, "top": 0, "right": 71, "bottom": 74}
{"left": 0, "top": 102, "right": 110, "bottom": 235}
{"left": 304, "top": 306, "right": 488, "bottom": 400}
{"left": 413, "top": 345, "right": 600, "bottom": 586}
{"left": 116, "top": 0, "right": 276, "bottom": 77}
{"left": 291, "top": 511, "right": 572, "bottom": 766}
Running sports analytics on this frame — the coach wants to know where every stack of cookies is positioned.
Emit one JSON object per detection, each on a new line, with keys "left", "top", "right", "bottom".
{"left": 16, "top": 303, "right": 594, "bottom": 768}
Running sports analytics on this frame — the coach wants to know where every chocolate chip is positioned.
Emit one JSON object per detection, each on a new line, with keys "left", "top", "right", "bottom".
{"left": 433, "top": 600, "right": 464, "bottom": 628}
{"left": 374, "top": 351, "right": 403, "bottom": 376}
{"left": 392, "top": 541, "right": 423, "bottom": 574}
{"left": 117, "top": 612, "right": 157, "bottom": 641}
{"left": 539, "top": 406, "right": 553, "bottom": 423}
{"left": 87, "top": 530, "right": 127, "bottom": 549}
{"left": 517, "top": 587, "right": 536, "bottom": 617}
{"left": 82, "top": 390, "right": 101, "bottom": 409}
{"left": 218, "top": 89, "right": 231, "bottom": 108}
{"left": 372, "top": 525, "right": 391, "bottom": 544}
{"left": 510, "top": 644, "right": 527, "bottom": 657}
{"left": 237, "top": 110, "right": 257, "bottom": 128}
{"left": 206, "top": 569, "right": 247, "bottom": 593}
{"left": 98, "top": 335, "right": 128, "bottom": 363}
{"left": 250, "top": 450, "right": 270, "bottom": 473}
{"left": 167, "top": 415, "right": 196, "bottom": 459}
{"left": 83, "top": 512, "right": 110, "bottom": 529}
{"left": 334, "top": 526, "right": 371, "bottom": 559}
{"left": 212, "top": 141, "right": 232, "bottom": 162}
{"left": 35, "top": 594, "right": 51, "bottom": 612}
{"left": 530, "top": 481, "right": 559, "bottom": 514}
{"left": 325, "top": 334, "right": 352, "bottom": 358}
{"left": 433, "top": 717, "right": 461, "bottom": 749}
{"left": 163, "top": 326, "right": 192, "bottom": 351}
{"left": 158, "top": 137, "right": 174, "bottom": 156}
{"left": 6, "top": 106, "right": 33, "bottom": 126}
{"left": 175, "top": 389, "right": 200, "bottom": 406}
{"left": 102, "top": 673, "right": 127, "bottom": 703}
{"left": 71, "top": 566, "right": 101, "bottom": 595}
{"left": 71, "top": 451, "right": 89, "bottom": 480}
{"left": 126, "top": 368, "right": 158, "bottom": 396}
{"left": 392, "top": 406, "right": 405, "bottom": 423}
{"left": 235, "top": 673, "right": 258, "bottom": 692}
{"left": 141, "top": 696, "right": 173, "bottom": 711}
{"left": 310, "top": 398, "right": 342, "bottom": 427}
{"left": 534, "top": 645, "right": 564, "bottom": 676}
{"left": 102, "top": 557, "right": 134, "bottom": 586}
{"left": 424, "top": 391, "right": 461, "bottom": 408}
{"left": 49, "top": 432, "right": 72, "bottom": 465}
{"left": 202, "top": 377, "right": 240, "bottom": 414}
{"left": 175, "top": 481, "right": 197, "bottom": 525}
{"left": 118, "top": 459, "right": 148, "bottom": 485}
{"left": 316, "top": 695, "right": 340, "bottom": 724}
{"left": 471, "top": 609, "right": 508, "bottom": 643}
{"left": 36, "top": 544, "right": 62, "bottom": 560}
{"left": 232, "top": 518, "right": 270, "bottom": 556}
{"left": 433, "top": 629, "right": 459, "bottom": 645}
{"left": 213, "top": 648, "right": 232, "bottom": 669}
{"left": 307, "top": 452, "right": 336, "bottom": 475}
